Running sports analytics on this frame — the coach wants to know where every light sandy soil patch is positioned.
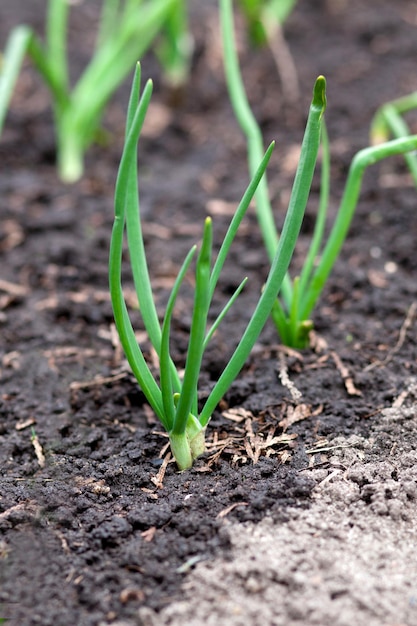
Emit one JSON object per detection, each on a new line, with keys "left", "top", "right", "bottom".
{"left": 140, "top": 396, "right": 417, "bottom": 626}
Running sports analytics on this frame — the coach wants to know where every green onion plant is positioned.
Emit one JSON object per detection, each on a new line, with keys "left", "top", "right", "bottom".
{"left": 24, "top": 0, "right": 188, "bottom": 182}
{"left": 155, "top": 0, "right": 192, "bottom": 89}
{"left": 221, "top": 0, "right": 417, "bottom": 348}
{"left": 237, "top": 0, "right": 299, "bottom": 104}
{"left": 0, "top": 26, "right": 31, "bottom": 136}
{"left": 370, "top": 91, "right": 417, "bottom": 187}
{"left": 237, "top": 0, "right": 297, "bottom": 46}
{"left": 109, "top": 63, "right": 326, "bottom": 469}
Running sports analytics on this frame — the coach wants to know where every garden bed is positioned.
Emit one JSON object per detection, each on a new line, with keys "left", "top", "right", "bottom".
{"left": 0, "top": 1, "right": 417, "bottom": 625}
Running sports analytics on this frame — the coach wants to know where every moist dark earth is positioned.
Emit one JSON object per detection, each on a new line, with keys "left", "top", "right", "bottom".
{"left": 1, "top": 2, "right": 417, "bottom": 625}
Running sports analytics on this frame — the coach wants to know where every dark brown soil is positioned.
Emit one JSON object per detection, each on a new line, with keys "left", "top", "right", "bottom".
{"left": 0, "top": 2, "right": 416, "bottom": 626}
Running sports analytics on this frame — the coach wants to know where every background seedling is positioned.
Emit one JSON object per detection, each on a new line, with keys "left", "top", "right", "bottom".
{"left": 22, "top": 0, "right": 189, "bottom": 182}
{"left": 1, "top": 1, "right": 299, "bottom": 180}
{"left": 109, "top": 63, "right": 326, "bottom": 469}
{"left": 238, "top": 0, "right": 297, "bottom": 46}
{"left": 237, "top": 0, "right": 299, "bottom": 104}
{"left": 155, "top": 0, "right": 192, "bottom": 89}
{"left": 221, "top": 0, "right": 417, "bottom": 348}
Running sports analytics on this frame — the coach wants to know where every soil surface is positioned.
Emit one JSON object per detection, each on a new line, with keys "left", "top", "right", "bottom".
{"left": 1, "top": 1, "right": 417, "bottom": 625}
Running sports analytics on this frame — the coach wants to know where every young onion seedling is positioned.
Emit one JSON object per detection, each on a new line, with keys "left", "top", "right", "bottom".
{"left": 155, "top": 1, "right": 192, "bottom": 89}
{"left": 237, "top": 0, "right": 299, "bottom": 104}
{"left": 238, "top": 0, "right": 297, "bottom": 46}
{"left": 109, "top": 63, "right": 326, "bottom": 469}
{"left": 23, "top": 0, "right": 188, "bottom": 182}
{"left": 221, "top": 0, "right": 417, "bottom": 348}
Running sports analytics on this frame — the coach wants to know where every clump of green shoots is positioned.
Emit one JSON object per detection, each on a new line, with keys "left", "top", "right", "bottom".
{"left": 16, "top": 0, "right": 190, "bottom": 182}
{"left": 155, "top": 0, "right": 192, "bottom": 89}
{"left": 109, "top": 63, "right": 326, "bottom": 469}
{"left": 237, "top": 0, "right": 297, "bottom": 46}
{"left": 237, "top": 0, "right": 299, "bottom": 104}
{"left": 221, "top": 0, "right": 417, "bottom": 348}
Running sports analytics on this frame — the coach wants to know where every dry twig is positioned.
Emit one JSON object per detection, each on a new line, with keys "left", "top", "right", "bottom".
{"left": 331, "top": 350, "right": 362, "bottom": 396}
{"left": 151, "top": 452, "right": 172, "bottom": 489}
{"left": 278, "top": 350, "right": 302, "bottom": 402}
{"left": 364, "top": 301, "right": 417, "bottom": 372}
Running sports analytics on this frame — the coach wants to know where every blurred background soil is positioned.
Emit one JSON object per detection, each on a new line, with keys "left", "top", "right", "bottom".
{"left": 0, "top": 1, "right": 416, "bottom": 625}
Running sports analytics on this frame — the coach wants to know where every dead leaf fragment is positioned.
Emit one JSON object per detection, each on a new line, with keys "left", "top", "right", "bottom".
{"left": 75, "top": 477, "right": 110, "bottom": 495}
{"left": 222, "top": 407, "right": 254, "bottom": 423}
{"left": 331, "top": 351, "right": 362, "bottom": 396}
{"left": 278, "top": 351, "right": 302, "bottom": 402}
{"left": 31, "top": 432, "right": 45, "bottom": 468}
{"left": 120, "top": 587, "right": 145, "bottom": 603}
{"left": 367, "top": 269, "right": 388, "bottom": 289}
{"left": 151, "top": 452, "right": 172, "bottom": 489}
{"left": 217, "top": 502, "right": 248, "bottom": 519}
{"left": 16, "top": 417, "right": 36, "bottom": 431}
{"left": 279, "top": 403, "right": 320, "bottom": 431}
{"left": 141, "top": 527, "right": 157, "bottom": 543}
